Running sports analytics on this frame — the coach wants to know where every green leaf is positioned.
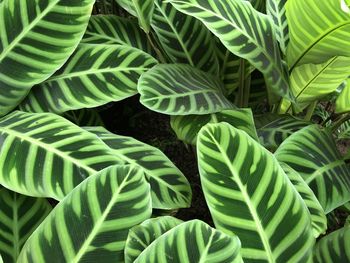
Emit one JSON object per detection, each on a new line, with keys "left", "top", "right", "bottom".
{"left": 63, "top": 108, "right": 105, "bottom": 127}
{"left": 266, "top": 0, "right": 289, "bottom": 54}
{"left": 125, "top": 216, "right": 183, "bottom": 263}
{"left": 85, "top": 126, "right": 192, "bottom": 209}
{"left": 0, "top": 0, "right": 95, "bottom": 116}
{"left": 19, "top": 44, "right": 157, "bottom": 113}
{"left": 337, "top": 119, "right": 350, "bottom": 140}
{"left": 134, "top": 220, "right": 243, "bottom": 263}
{"left": 313, "top": 225, "right": 350, "bottom": 263}
{"left": 169, "top": 0, "right": 293, "bottom": 102}
{"left": 82, "top": 15, "right": 155, "bottom": 55}
{"left": 197, "top": 122, "right": 314, "bottom": 262}
{"left": 0, "top": 111, "right": 123, "bottom": 200}
{"left": 248, "top": 0, "right": 266, "bottom": 12}
{"left": 138, "top": 64, "right": 233, "bottom": 115}
{"left": 275, "top": 125, "right": 350, "bottom": 213}
{"left": 0, "top": 188, "right": 52, "bottom": 263}
{"left": 18, "top": 165, "right": 152, "bottom": 262}
{"left": 152, "top": 0, "right": 219, "bottom": 74}
{"left": 280, "top": 163, "right": 327, "bottom": 238}
{"left": 255, "top": 114, "right": 310, "bottom": 151}
{"left": 336, "top": 79, "right": 350, "bottom": 114}
{"left": 115, "top": 0, "right": 154, "bottom": 33}
{"left": 286, "top": 0, "right": 350, "bottom": 69}
{"left": 280, "top": 56, "right": 350, "bottom": 112}
{"left": 171, "top": 109, "right": 258, "bottom": 145}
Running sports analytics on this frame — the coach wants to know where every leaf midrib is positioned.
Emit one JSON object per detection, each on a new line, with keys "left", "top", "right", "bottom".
{"left": 305, "top": 159, "right": 346, "bottom": 184}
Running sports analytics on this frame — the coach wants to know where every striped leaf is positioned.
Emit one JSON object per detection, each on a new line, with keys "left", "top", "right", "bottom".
{"left": 81, "top": 15, "right": 154, "bottom": 55}
{"left": 169, "top": 0, "right": 293, "bottom": 102}
{"left": 152, "top": 0, "right": 219, "bottom": 74}
{"left": 0, "top": 111, "right": 124, "bottom": 200}
{"left": 85, "top": 126, "right": 192, "bottom": 209}
{"left": 63, "top": 108, "right": 105, "bottom": 127}
{"left": 286, "top": 0, "right": 350, "bottom": 69}
{"left": 134, "top": 220, "right": 243, "bottom": 263}
{"left": 115, "top": 0, "right": 154, "bottom": 33}
{"left": 255, "top": 114, "right": 310, "bottom": 151}
{"left": 280, "top": 163, "right": 327, "bottom": 238}
{"left": 0, "top": 188, "right": 52, "bottom": 263}
{"left": 267, "top": 0, "right": 289, "bottom": 54}
{"left": 275, "top": 125, "right": 350, "bottom": 213}
{"left": 313, "top": 226, "right": 350, "bottom": 263}
{"left": 336, "top": 79, "right": 350, "bottom": 114}
{"left": 0, "top": 0, "right": 95, "bottom": 116}
{"left": 171, "top": 109, "right": 258, "bottom": 145}
{"left": 281, "top": 56, "right": 350, "bottom": 112}
{"left": 138, "top": 64, "right": 233, "bottom": 115}
{"left": 197, "top": 122, "right": 314, "bottom": 262}
{"left": 125, "top": 216, "right": 183, "bottom": 263}
{"left": 337, "top": 120, "right": 350, "bottom": 140}
{"left": 18, "top": 165, "right": 152, "bottom": 262}
{"left": 248, "top": 0, "right": 266, "bottom": 12}
{"left": 19, "top": 44, "right": 157, "bottom": 113}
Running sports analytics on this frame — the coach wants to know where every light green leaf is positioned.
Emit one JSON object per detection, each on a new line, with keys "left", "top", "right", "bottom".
{"left": 125, "top": 216, "right": 183, "bottom": 263}
{"left": 85, "top": 126, "right": 192, "bottom": 210}
{"left": 336, "top": 79, "right": 350, "bottom": 114}
{"left": 19, "top": 44, "right": 157, "bottom": 113}
{"left": 18, "top": 165, "right": 152, "bottom": 262}
{"left": 0, "top": 0, "right": 95, "bottom": 116}
{"left": 138, "top": 64, "right": 233, "bottom": 115}
{"left": 82, "top": 15, "right": 155, "bottom": 55}
{"left": 286, "top": 0, "right": 350, "bottom": 69}
{"left": 115, "top": 0, "right": 154, "bottom": 32}
{"left": 313, "top": 225, "right": 350, "bottom": 263}
{"left": 171, "top": 109, "right": 258, "bottom": 145}
{"left": 275, "top": 125, "right": 350, "bottom": 213}
{"left": 134, "top": 220, "right": 243, "bottom": 263}
{"left": 0, "top": 111, "right": 124, "bottom": 200}
{"left": 0, "top": 188, "right": 52, "bottom": 263}
{"left": 197, "top": 122, "right": 314, "bottom": 262}
{"left": 152, "top": 0, "right": 219, "bottom": 74}
{"left": 169, "top": 0, "right": 293, "bottom": 102}
{"left": 280, "top": 163, "right": 327, "bottom": 238}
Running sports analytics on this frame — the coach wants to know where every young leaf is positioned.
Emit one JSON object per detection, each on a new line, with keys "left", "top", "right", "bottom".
{"left": 152, "top": 0, "right": 219, "bottom": 74}
{"left": 138, "top": 64, "right": 233, "bottom": 115}
{"left": 17, "top": 165, "right": 152, "bottom": 263}
{"left": 0, "top": 111, "right": 124, "bottom": 200}
{"left": 19, "top": 44, "right": 157, "bottom": 113}
{"left": 0, "top": 0, "right": 95, "bottom": 116}
{"left": 275, "top": 125, "right": 350, "bottom": 213}
{"left": 337, "top": 120, "right": 350, "bottom": 140}
{"left": 286, "top": 0, "right": 350, "bottom": 69}
{"left": 125, "top": 216, "right": 183, "bottom": 263}
{"left": 169, "top": 0, "right": 293, "bottom": 102}
{"left": 336, "top": 79, "right": 350, "bottom": 114}
{"left": 197, "top": 122, "right": 314, "bottom": 262}
{"left": 0, "top": 188, "right": 52, "bottom": 263}
{"left": 134, "top": 220, "right": 243, "bottom": 263}
{"left": 85, "top": 127, "right": 192, "bottom": 210}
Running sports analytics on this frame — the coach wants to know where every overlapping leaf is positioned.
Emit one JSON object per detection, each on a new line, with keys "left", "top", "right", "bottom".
{"left": 0, "top": 111, "right": 124, "bottom": 200}
{"left": 336, "top": 79, "right": 350, "bottom": 114}
{"left": 275, "top": 125, "right": 350, "bottom": 213}
{"left": 248, "top": 0, "right": 266, "bottom": 12}
{"left": 169, "top": 0, "right": 293, "bottom": 102}
{"left": 125, "top": 216, "right": 183, "bottom": 263}
{"left": 286, "top": 0, "right": 350, "bottom": 68}
{"left": 280, "top": 163, "right": 327, "bottom": 238}
{"left": 171, "top": 109, "right": 258, "bottom": 145}
{"left": 138, "top": 64, "right": 233, "bottom": 115}
{"left": 115, "top": 0, "right": 154, "bottom": 32}
{"left": 0, "top": 188, "right": 52, "bottom": 263}
{"left": 314, "top": 225, "right": 350, "bottom": 263}
{"left": 18, "top": 165, "right": 152, "bottom": 262}
{"left": 134, "top": 220, "right": 243, "bottom": 263}
{"left": 197, "top": 122, "right": 314, "bottom": 262}
{"left": 0, "top": 0, "right": 95, "bottom": 116}
{"left": 81, "top": 15, "right": 154, "bottom": 54}
{"left": 337, "top": 120, "right": 350, "bottom": 140}
{"left": 63, "top": 108, "right": 104, "bottom": 127}
{"left": 85, "top": 126, "right": 192, "bottom": 209}
{"left": 152, "top": 0, "right": 219, "bottom": 74}
{"left": 19, "top": 44, "right": 157, "bottom": 113}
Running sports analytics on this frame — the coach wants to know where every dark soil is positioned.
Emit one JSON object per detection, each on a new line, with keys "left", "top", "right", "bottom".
{"left": 100, "top": 96, "right": 213, "bottom": 226}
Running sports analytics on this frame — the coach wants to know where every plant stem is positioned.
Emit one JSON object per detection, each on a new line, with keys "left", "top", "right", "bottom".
{"left": 147, "top": 33, "right": 167, "bottom": 63}
{"left": 236, "top": 59, "right": 250, "bottom": 107}
{"left": 331, "top": 113, "right": 350, "bottom": 132}
{"left": 304, "top": 101, "right": 317, "bottom": 121}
